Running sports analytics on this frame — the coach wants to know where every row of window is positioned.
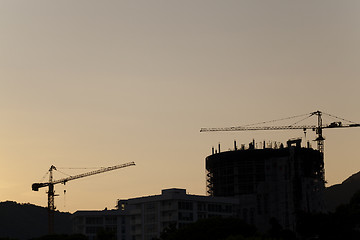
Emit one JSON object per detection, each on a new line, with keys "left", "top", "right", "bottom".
{"left": 85, "top": 225, "right": 117, "bottom": 234}
{"left": 130, "top": 201, "right": 235, "bottom": 213}
{"left": 178, "top": 201, "right": 233, "bottom": 213}
{"left": 85, "top": 216, "right": 124, "bottom": 225}
{"left": 178, "top": 212, "right": 193, "bottom": 221}
{"left": 178, "top": 201, "right": 193, "bottom": 210}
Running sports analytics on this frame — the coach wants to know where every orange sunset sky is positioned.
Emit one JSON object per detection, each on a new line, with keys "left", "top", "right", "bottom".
{"left": 1, "top": 0, "right": 360, "bottom": 213}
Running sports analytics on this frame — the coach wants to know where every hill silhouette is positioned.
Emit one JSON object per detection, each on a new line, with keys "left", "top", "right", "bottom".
{"left": 1, "top": 172, "right": 360, "bottom": 239}
{"left": 324, "top": 171, "right": 360, "bottom": 212}
{"left": 0, "top": 201, "right": 71, "bottom": 240}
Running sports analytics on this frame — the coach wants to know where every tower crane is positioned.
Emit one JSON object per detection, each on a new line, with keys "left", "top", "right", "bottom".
{"left": 32, "top": 161, "right": 136, "bottom": 234}
{"left": 200, "top": 111, "right": 360, "bottom": 153}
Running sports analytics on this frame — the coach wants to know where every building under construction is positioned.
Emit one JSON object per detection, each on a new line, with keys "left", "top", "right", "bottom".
{"left": 206, "top": 139, "right": 325, "bottom": 231}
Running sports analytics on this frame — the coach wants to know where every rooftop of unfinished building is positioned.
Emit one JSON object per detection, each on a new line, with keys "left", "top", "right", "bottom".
{"left": 210, "top": 138, "right": 315, "bottom": 155}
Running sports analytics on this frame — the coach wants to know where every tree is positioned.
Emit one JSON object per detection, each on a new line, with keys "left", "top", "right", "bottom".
{"left": 157, "top": 217, "right": 257, "bottom": 240}
{"left": 29, "top": 234, "right": 88, "bottom": 240}
{"left": 297, "top": 189, "right": 360, "bottom": 240}
{"left": 96, "top": 228, "right": 116, "bottom": 240}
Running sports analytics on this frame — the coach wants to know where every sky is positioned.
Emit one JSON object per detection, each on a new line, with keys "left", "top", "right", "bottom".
{"left": 1, "top": 0, "right": 360, "bottom": 213}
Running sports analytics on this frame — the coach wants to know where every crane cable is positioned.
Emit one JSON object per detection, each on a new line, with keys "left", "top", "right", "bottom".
{"left": 54, "top": 169, "right": 72, "bottom": 177}
{"left": 322, "top": 112, "right": 357, "bottom": 124}
{"left": 64, "top": 188, "right": 66, "bottom": 208}
{"left": 38, "top": 167, "right": 103, "bottom": 183}
{"left": 54, "top": 169, "right": 69, "bottom": 209}
{"left": 288, "top": 114, "right": 313, "bottom": 127}
{"left": 239, "top": 111, "right": 357, "bottom": 128}
{"left": 57, "top": 167, "right": 104, "bottom": 170}
{"left": 39, "top": 171, "right": 49, "bottom": 182}
{"left": 54, "top": 167, "right": 106, "bottom": 179}
{"left": 240, "top": 112, "right": 310, "bottom": 127}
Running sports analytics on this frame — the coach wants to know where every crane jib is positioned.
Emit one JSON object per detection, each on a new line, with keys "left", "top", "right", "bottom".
{"left": 200, "top": 123, "right": 360, "bottom": 132}
{"left": 200, "top": 110, "right": 360, "bottom": 155}
{"left": 31, "top": 161, "right": 135, "bottom": 191}
{"left": 53, "top": 161, "right": 135, "bottom": 185}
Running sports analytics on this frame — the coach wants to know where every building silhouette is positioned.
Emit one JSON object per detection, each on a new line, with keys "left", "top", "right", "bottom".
{"left": 206, "top": 138, "right": 325, "bottom": 230}
{"left": 73, "top": 188, "right": 240, "bottom": 240}
{"left": 73, "top": 139, "right": 326, "bottom": 239}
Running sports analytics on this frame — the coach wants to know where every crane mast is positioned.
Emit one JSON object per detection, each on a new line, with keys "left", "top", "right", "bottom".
{"left": 32, "top": 161, "right": 136, "bottom": 234}
{"left": 314, "top": 111, "right": 325, "bottom": 153}
{"left": 47, "top": 165, "right": 56, "bottom": 234}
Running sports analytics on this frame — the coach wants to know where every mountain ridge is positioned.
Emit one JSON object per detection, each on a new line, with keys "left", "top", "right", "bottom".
{"left": 1, "top": 171, "right": 360, "bottom": 239}
{"left": 324, "top": 171, "right": 360, "bottom": 212}
{"left": 0, "top": 201, "right": 71, "bottom": 240}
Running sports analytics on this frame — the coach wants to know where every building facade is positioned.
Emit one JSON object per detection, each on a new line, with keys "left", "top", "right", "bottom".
{"left": 206, "top": 139, "right": 325, "bottom": 230}
{"left": 73, "top": 188, "right": 240, "bottom": 240}
{"left": 73, "top": 139, "right": 326, "bottom": 239}
{"left": 73, "top": 209, "right": 128, "bottom": 240}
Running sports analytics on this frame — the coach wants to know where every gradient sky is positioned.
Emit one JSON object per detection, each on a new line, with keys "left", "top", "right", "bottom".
{"left": 1, "top": 0, "right": 360, "bottom": 213}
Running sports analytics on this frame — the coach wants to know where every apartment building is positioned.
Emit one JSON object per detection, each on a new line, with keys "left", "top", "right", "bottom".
{"left": 73, "top": 188, "right": 240, "bottom": 240}
{"left": 206, "top": 139, "right": 325, "bottom": 230}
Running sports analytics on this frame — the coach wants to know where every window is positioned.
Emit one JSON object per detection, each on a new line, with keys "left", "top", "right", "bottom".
{"left": 86, "top": 217, "right": 103, "bottom": 225}
{"left": 224, "top": 205, "right": 232, "bottom": 213}
{"left": 86, "top": 226, "right": 103, "bottom": 234}
{"left": 162, "top": 200, "right": 172, "bottom": 207}
{"left": 178, "top": 201, "right": 193, "bottom": 210}
{"left": 197, "top": 212, "right": 207, "bottom": 219}
{"left": 250, "top": 208, "right": 255, "bottom": 224}
{"left": 243, "top": 208, "right": 248, "bottom": 222}
{"left": 197, "top": 202, "right": 206, "bottom": 211}
{"left": 105, "top": 226, "right": 117, "bottom": 233}
{"left": 179, "top": 212, "right": 193, "bottom": 221}
{"left": 144, "top": 223, "right": 157, "bottom": 233}
{"left": 147, "top": 202, "right": 155, "bottom": 209}
{"left": 145, "top": 213, "right": 157, "bottom": 223}
{"left": 105, "top": 216, "right": 117, "bottom": 225}
{"left": 208, "top": 204, "right": 222, "bottom": 212}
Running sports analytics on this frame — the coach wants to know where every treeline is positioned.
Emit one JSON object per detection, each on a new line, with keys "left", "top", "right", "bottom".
{"left": 156, "top": 190, "right": 360, "bottom": 240}
{"left": 3, "top": 190, "right": 360, "bottom": 240}
{"left": 0, "top": 201, "right": 71, "bottom": 239}
{"left": 297, "top": 190, "right": 360, "bottom": 240}
{"left": 155, "top": 217, "right": 296, "bottom": 240}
